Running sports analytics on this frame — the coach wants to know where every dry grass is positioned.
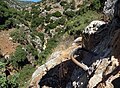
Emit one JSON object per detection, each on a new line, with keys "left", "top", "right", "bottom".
{"left": 0, "top": 29, "right": 19, "bottom": 55}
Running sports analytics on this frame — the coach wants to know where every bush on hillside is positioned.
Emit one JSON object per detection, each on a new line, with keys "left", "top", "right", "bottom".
{"left": 60, "top": 1, "right": 67, "bottom": 6}
{"left": 24, "top": 12, "right": 32, "bottom": 21}
{"left": 60, "top": 1, "right": 70, "bottom": 10}
{"left": 10, "top": 45, "right": 28, "bottom": 69}
{"left": 92, "top": 0, "right": 101, "bottom": 10}
{"left": 52, "top": 11, "right": 62, "bottom": 17}
{"left": 31, "top": 16, "right": 45, "bottom": 28}
{"left": 10, "top": 29, "right": 27, "bottom": 44}
{"left": 45, "top": 22, "right": 58, "bottom": 31}
{"left": 55, "top": 17, "right": 66, "bottom": 25}
{"left": 0, "top": 62, "right": 19, "bottom": 88}
{"left": 45, "top": 14, "right": 52, "bottom": 23}
{"left": 0, "top": 1, "right": 26, "bottom": 30}
{"left": 63, "top": 10, "right": 76, "bottom": 18}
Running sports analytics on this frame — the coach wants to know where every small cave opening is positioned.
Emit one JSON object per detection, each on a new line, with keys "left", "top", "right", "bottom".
{"left": 112, "top": 77, "right": 120, "bottom": 88}
{"left": 38, "top": 60, "right": 76, "bottom": 88}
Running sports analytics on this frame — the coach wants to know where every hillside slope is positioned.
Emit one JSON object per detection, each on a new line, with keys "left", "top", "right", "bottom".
{"left": 0, "top": 0, "right": 112, "bottom": 88}
{"left": 30, "top": 0, "right": 120, "bottom": 88}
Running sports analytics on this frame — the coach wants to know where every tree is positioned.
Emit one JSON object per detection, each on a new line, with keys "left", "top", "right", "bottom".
{"left": 45, "top": 22, "right": 58, "bottom": 32}
{"left": 10, "top": 29, "right": 27, "bottom": 44}
{"left": 63, "top": 10, "right": 76, "bottom": 18}
{"left": 31, "top": 16, "right": 45, "bottom": 28}
{"left": 60, "top": 1, "right": 67, "bottom": 6}
{"left": 52, "top": 11, "right": 62, "bottom": 17}
{"left": 92, "top": 0, "right": 101, "bottom": 10}
{"left": 0, "top": 62, "right": 19, "bottom": 88}
{"left": 10, "top": 46, "right": 27, "bottom": 69}
{"left": 24, "top": 12, "right": 32, "bottom": 21}
{"left": 56, "top": 17, "right": 66, "bottom": 25}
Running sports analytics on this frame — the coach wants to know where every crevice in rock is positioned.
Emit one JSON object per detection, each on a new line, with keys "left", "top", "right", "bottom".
{"left": 39, "top": 60, "right": 76, "bottom": 88}
{"left": 112, "top": 77, "right": 120, "bottom": 88}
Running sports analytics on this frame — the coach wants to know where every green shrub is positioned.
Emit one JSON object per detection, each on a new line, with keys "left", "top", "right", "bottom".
{"left": 60, "top": 1, "right": 67, "bottom": 6}
{"left": 10, "top": 29, "right": 27, "bottom": 44}
{"left": 31, "top": 16, "right": 45, "bottom": 28}
{"left": 0, "top": 25, "right": 5, "bottom": 30}
{"left": 45, "top": 22, "right": 58, "bottom": 31}
{"left": 17, "top": 65, "right": 35, "bottom": 87}
{"left": 37, "top": 32, "right": 44, "bottom": 42}
{"left": 0, "top": 1, "right": 26, "bottom": 30}
{"left": 60, "top": 1, "right": 70, "bottom": 10}
{"left": 24, "top": 12, "right": 32, "bottom": 21}
{"left": 26, "top": 44, "right": 38, "bottom": 56}
{"left": 45, "top": 14, "right": 51, "bottom": 23}
{"left": 38, "top": 37, "right": 58, "bottom": 64}
{"left": 56, "top": 17, "right": 66, "bottom": 25}
{"left": 63, "top": 10, "right": 76, "bottom": 18}
{"left": 52, "top": 11, "right": 62, "bottom": 17}
{"left": 66, "top": 10, "right": 102, "bottom": 36}
{"left": 92, "top": 0, "right": 101, "bottom": 10}
{"left": 10, "top": 45, "right": 27, "bottom": 69}
{"left": 0, "top": 62, "right": 19, "bottom": 88}
{"left": 73, "top": 21, "right": 81, "bottom": 27}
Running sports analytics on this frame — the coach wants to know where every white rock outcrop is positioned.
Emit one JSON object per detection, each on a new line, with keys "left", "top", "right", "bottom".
{"left": 83, "top": 20, "right": 106, "bottom": 34}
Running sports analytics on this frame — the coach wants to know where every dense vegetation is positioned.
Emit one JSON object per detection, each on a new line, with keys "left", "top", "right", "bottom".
{"left": 0, "top": 0, "right": 105, "bottom": 87}
{"left": 0, "top": 0, "right": 29, "bottom": 30}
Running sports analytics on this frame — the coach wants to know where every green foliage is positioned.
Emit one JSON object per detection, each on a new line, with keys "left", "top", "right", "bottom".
{"left": 57, "top": 17, "right": 66, "bottom": 25}
{"left": 60, "top": 1, "right": 69, "bottom": 10}
{"left": 37, "top": 32, "right": 44, "bottom": 42}
{"left": 92, "top": 0, "right": 101, "bottom": 10}
{"left": 38, "top": 37, "right": 58, "bottom": 64}
{"left": 16, "top": 65, "right": 35, "bottom": 87}
{"left": 63, "top": 10, "right": 76, "bottom": 18}
{"left": 0, "top": 62, "right": 7, "bottom": 88}
{"left": 52, "top": 11, "right": 62, "bottom": 17}
{"left": 10, "top": 29, "right": 27, "bottom": 44}
{"left": 26, "top": 44, "right": 38, "bottom": 56}
{"left": 55, "top": 17, "right": 66, "bottom": 25}
{"left": 0, "top": 62, "right": 19, "bottom": 88}
{"left": 60, "top": 1, "right": 67, "bottom": 6}
{"left": 66, "top": 10, "right": 102, "bottom": 35}
{"left": 31, "top": 5, "right": 40, "bottom": 16}
{"left": 45, "top": 14, "right": 52, "bottom": 23}
{"left": 24, "top": 12, "right": 32, "bottom": 21}
{"left": 10, "top": 45, "right": 27, "bottom": 68}
{"left": 31, "top": 16, "right": 45, "bottom": 28}
{"left": 0, "top": 1, "right": 27, "bottom": 30}
{"left": 45, "top": 22, "right": 58, "bottom": 31}
{"left": 7, "top": 73, "right": 19, "bottom": 88}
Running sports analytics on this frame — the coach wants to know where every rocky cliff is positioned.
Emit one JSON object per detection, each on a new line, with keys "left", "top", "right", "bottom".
{"left": 30, "top": 0, "right": 120, "bottom": 88}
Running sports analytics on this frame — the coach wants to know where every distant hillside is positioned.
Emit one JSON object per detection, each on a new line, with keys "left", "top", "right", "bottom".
{"left": 4, "top": 0, "right": 34, "bottom": 10}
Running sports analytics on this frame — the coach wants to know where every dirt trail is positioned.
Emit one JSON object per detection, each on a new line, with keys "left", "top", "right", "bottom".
{"left": 0, "top": 29, "right": 18, "bottom": 55}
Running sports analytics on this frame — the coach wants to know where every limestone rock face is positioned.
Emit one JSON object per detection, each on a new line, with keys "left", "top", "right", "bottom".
{"left": 83, "top": 20, "right": 106, "bottom": 35}
{"left": 103, "top": 0, "right": 120, "bottom": 19}
{"left": 103, "top": 0, "right": 118, "bottom": 18}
